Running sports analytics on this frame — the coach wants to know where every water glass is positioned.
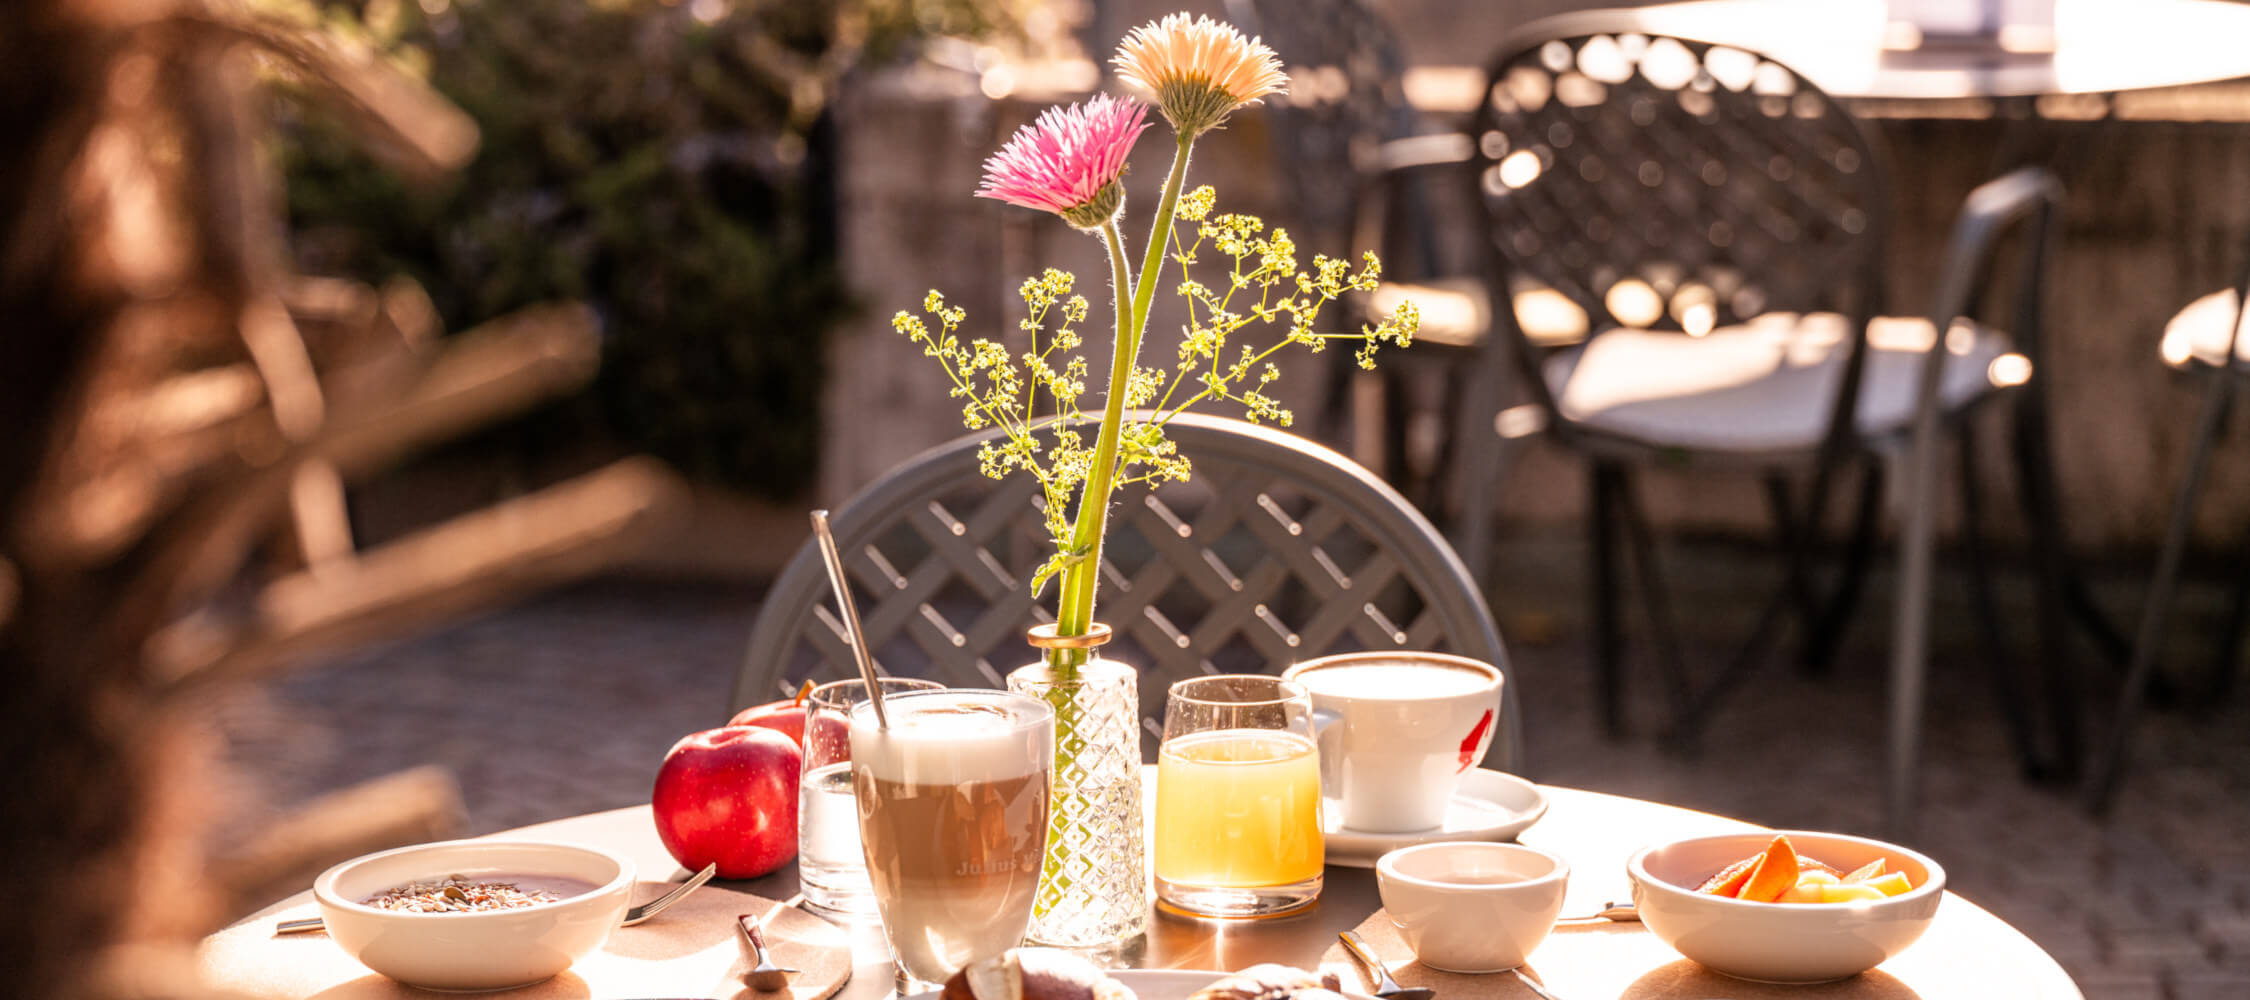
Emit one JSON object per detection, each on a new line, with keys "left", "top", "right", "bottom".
{"left": 797, "top": 676, "right": 943, "bottom": 918}
{"left": 1152, "top": 674, "right": 1324, "bottom": 917}
{"left": 851, "top": 688, "right": 1053, "bottom": 992}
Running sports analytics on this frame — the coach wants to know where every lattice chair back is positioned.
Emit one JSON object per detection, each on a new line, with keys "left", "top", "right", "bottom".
{"left": 1225, "top": 0, "right": 1416, "bottom": 251}
{"left": 736, "top": 412, "right": 1518, "bottom": 771}
{"left": 1471, "top": 27, "right": 1891, "bottom": 346}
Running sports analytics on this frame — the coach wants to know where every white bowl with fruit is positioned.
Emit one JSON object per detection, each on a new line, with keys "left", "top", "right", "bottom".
{"left": 1627, "top": 830, "right": 1944, "bottom": 984}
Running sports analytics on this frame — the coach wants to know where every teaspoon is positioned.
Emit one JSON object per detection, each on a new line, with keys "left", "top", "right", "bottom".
{"left": 1336, "top": 930, "right": 1437, "bottom": 1000}
{"left": 737, "top": 911, "right": 800, "bottom": 992}
{"left": 1557, "top": 900, "right": 1638, "bottom": 922}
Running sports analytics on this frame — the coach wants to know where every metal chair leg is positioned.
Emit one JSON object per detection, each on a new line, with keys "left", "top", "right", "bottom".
{"left": 1801, "top": 459, "right": 1885, "bottom": 675}
{"left": 2086, "top": 373, "right": 2232, "bottom": 812}
{"left": 1888, "top": 403, "right": 1946, "bottom": 841}
{"left": 2207, "top": 545, "right": 2250, "bottom": 707}
{"left": 1763, "top": 474, "right": 1824, "bottom": 655}
{"left": 1957, "top": 428, "right": 2049, "bottom": 779}
{"left": 1589, "top": 461, "right": 1629, "bottom": 739}
{"left": 2011, "top": 388, "right": 2083, "bottom": 781}
{"left": 1451, "top": 340, "right": 1513, "bottom": 585}
{"left": 1660, "top": 471, "right": 1826, "bottom": 751}
{"left": 1617, "top": 468, "right": 1692, "bottom": 729}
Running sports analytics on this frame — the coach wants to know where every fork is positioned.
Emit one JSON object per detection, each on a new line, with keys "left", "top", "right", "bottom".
{"left": 272, "top": 862, "right": 718, "bottom": 935}
{"left": 1336, "top": 931, "right": 1436, "bottom": 1000}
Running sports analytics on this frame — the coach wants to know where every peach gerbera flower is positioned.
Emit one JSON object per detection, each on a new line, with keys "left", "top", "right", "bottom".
{"left": 976, "top": 94, "right": 1151, "bottom": 230}
{"left": 1113, "top": 13, "right": 1288, "bottom": 136}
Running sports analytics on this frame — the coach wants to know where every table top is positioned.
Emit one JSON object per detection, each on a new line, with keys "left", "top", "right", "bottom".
{"left": 1511, "top": 0, "right": 2250, "bottom": 100}
{"left": 228, "top": 783, "right": 2083, "bottom": 1000}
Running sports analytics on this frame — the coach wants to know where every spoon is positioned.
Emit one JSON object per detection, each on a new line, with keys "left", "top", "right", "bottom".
{"left": 1508, "top": 968, "right": 1567, "bottom": 1000}
{"left": 272, "top": 862, "right": 718, "bottom": 935}
{"left": 810, "top": 509, "right": 888, "bottom": 730}
{"left": 1336, "top": 931, "right": 1437, "bottom": 1000}
{"left": 737, "top": 911, "right": 800, "bottom": 992}
{"left": 1557, "top": 900, "right": 1638, "bottom": 922}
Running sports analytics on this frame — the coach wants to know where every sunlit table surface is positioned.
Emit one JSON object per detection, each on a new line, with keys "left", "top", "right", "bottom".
{"left": 1398, "top": 0, "right": 2250, "bottom": 111}
{"left": 229, "top": 776, "right": 2081, "bottom": 1000}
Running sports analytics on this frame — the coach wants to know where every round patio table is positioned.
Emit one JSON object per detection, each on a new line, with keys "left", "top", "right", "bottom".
{"left": 212, "top": 782, "right": 2083, "bottom": 999}
{"left": 1517, "top": 0, "right": 2250, "bottom": 100}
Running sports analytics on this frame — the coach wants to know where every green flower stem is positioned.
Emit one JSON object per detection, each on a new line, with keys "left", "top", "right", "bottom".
{"left": 1050, "top": 133, "right": 1196, "bottom": 672}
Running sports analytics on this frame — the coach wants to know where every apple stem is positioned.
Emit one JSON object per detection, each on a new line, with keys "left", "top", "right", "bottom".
{"left": 792, "top": 679, "right": 814, "bottom": 707}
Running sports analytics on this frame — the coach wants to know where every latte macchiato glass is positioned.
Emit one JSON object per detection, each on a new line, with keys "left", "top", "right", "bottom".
{"left": 797, "top": 676, "right": 943, "bottom": 918}
{"left": 1282, "top": 651, "right": 1505, "bottom": 833}
{"left": 849, "top": 689, "right": 1052, "bottom": 991}
{"left": 1153, "top": 675, "right": 1323, "bottom": 917}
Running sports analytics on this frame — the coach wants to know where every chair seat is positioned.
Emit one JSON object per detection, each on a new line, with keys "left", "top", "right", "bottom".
{"left": 1369, "top": 279, "right": 1488, "bottom": 348}
{"left": 2160, "top": 288, "right": 2250, "bottom": 371}
{"left": 1543, "top": 312, "right": 2014, "bottom": 453}
{"left": 1364, "top": 279, "right": 1594, "bottom": 350}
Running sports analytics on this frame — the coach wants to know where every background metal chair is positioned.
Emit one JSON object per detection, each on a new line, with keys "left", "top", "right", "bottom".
{"left": 1225, "top": 0, "right": 1491, "bottom": 509}
{"left": 735, "top": 411, "right": 1520, "bottom": 771}
{"left": 2082, "top": 264, "right": 2250, "bottom": 813}
{"left": 1457, "top": 20, "right": 2062, "bottom": 783}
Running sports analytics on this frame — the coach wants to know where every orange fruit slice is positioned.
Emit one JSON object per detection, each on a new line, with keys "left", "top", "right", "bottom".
{"left": 1695, "top": 855, "right": 1758, "bottom": 897}
{"left": 1842, "top": 859, "right": 1886, "bottom": 883}
{"left": 1738, "top": 835, "right": 1801, "bottom": 903}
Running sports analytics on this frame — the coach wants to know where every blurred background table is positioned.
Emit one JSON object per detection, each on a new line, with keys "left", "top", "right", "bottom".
{"left": 1395, "top": 0, "right": 2250, "bottom": 110}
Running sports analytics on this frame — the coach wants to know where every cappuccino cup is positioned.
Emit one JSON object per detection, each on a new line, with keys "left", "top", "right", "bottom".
{"left": 1282, "top": 651, "right": 1504, "bottom": 833}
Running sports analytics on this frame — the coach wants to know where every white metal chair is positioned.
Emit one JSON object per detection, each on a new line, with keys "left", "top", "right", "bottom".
{"left": 735, "top": 411, "right": 1522, "bottom": 771}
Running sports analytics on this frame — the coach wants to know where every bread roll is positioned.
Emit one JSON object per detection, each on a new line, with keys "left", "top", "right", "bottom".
{"left": 942, "top": 949, "right": 1136, "bottom": 1000}
{"left": 1184, "top": 964, "right": 1344, "bottom": 1000}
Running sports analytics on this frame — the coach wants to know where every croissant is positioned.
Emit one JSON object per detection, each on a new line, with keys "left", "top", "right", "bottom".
{"left": 1184, "top": 964, "right": 1345, "bottom": 1000}
{"left": 943, "top": 949, "right": 1137, "bottom": 1000}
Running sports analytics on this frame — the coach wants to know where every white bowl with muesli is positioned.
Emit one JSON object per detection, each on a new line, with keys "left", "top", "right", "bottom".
{"left": 313, "top": 839, "right": 634, "bottom": 991}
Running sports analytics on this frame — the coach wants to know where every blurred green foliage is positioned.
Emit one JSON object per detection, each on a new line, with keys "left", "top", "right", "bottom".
{"left": 272, "top": 0, "right": 1032, "bottom": 497}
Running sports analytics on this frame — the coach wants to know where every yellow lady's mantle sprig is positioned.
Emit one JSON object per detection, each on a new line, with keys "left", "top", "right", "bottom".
{"left": 894, "top": 188, "right": 1418, "bottom": 593}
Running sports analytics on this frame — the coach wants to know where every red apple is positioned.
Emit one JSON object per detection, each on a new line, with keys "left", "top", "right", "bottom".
{"left": 726, "top": 699, "right": 806, "bottom": 747}
{"left": 803, "top": 710, "right": 849, "bottom": 760}
{"left": 650, "top": 726, "right": 802, "bottom": 879}
{"left": 726, "top": 680, "right": 816, "bottom": 746}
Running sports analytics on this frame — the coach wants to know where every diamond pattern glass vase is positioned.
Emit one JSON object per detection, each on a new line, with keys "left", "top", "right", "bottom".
{"left": 1008, "top": 640, "right": 1148, "bottom": 950}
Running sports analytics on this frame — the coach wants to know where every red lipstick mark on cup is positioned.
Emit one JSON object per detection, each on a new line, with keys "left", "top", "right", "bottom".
{"left": 1457, "top": 709, "right": 1494, "bottom": 773}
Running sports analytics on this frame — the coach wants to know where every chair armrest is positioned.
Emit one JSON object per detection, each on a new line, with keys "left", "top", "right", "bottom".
{"left": 1923, "top": 168, "right": 2065, "bottom": 338}
{"left": 1356, "top": 132, "right": 1475, "bottom": 176}
{"left": 1914, "top": 167, "right": 2064, "bottom": 405}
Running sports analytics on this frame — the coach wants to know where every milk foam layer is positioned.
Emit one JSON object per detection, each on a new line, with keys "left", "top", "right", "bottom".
{"left": 1295, "top": 660, "right": 1495, "bottom": 700}
{"left": 849, "top": 690, "right": 1051, "bottom": 786}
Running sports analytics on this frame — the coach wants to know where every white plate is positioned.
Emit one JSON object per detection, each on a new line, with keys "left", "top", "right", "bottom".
{"left": 1321, "top": 768, "right": 1549, "bottom": 867}
{"left": 905, "top": 968, "right": 1226, "bottom": 1000}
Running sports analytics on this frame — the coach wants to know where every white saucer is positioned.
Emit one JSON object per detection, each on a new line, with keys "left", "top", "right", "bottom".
{"left": 906, "top": 968, "right": 1225, "bottom": 1000}
{"left": 1321, "top": 768, "right": 1549, "bottom": 867}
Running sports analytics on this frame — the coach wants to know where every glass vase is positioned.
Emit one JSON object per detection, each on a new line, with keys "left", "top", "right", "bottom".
{"left": 1008, "top": 625, "right": 1148, "bottom": 951}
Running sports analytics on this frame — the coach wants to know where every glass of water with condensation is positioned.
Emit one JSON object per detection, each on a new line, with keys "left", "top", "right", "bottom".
{"left": 796, "top": 676, "right": 942, "bottom": 918}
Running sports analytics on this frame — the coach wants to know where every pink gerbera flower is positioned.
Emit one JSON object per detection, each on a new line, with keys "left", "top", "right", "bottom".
{"left": 976, "top": 94, "right": 1151, "bottom": 230}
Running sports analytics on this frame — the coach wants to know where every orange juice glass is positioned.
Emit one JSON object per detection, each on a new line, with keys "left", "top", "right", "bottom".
{"left": 1152, "top": 675, "right": 1324, "bottom": 917}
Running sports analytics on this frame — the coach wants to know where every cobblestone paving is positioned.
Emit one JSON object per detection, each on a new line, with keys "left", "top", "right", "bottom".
{"left": 221, "top": 570, "right": 2250, "bottom": 1000}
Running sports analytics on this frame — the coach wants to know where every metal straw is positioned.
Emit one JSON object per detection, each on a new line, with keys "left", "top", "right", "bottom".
{"left": 809, "top": 510, "right": 888, "bottom": 729}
